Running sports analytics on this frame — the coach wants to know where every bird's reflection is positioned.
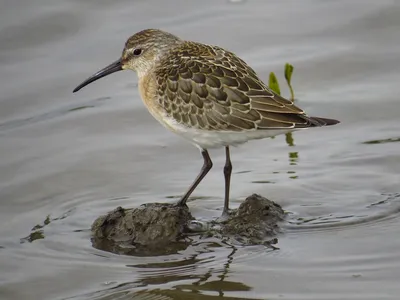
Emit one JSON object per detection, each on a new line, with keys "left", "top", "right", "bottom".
{"left": 77, "top": 240, "right": 274, "bottom": 300}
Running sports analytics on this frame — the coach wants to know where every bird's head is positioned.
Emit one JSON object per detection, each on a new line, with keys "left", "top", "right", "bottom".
{"left": 73, "top": 29, "right": 181, "bottom": 93}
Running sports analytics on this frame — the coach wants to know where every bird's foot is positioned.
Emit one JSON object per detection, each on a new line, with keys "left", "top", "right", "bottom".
{"left": 175, "top": 198, "right": 188, "bottom": 208}
{"left": 215, "top": 208, "right": 231, "bottom": 223}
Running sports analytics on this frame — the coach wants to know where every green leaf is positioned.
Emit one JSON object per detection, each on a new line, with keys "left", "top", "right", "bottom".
{"left": 284, "top": 63, "right": 293, "bottom": 84}
{"left": 284, "top": 63, "right": 295, "bottom": 101}
{"left": 269, "top": 65, "right": 297, "bottom": 149}
{"left": 268, "top": 72, "right": 281, "bottom": 95}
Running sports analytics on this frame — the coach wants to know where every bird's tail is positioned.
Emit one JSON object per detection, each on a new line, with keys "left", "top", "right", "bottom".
{"left": 309, "top": 116, "right": 340, "bottom": 126}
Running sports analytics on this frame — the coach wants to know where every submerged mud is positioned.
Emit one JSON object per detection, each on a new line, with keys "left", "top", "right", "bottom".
{"left": 91, "top": 194, "right": 285, "bottom": 255}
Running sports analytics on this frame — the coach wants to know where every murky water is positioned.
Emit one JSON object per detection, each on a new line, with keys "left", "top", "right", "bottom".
{"left": 1, "top": 0, "right": 400, "bottom": 299}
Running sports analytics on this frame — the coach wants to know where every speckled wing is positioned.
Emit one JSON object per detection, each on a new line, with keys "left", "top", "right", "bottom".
{"left": 155, "top": 42, "right": 321, "bottom": 132}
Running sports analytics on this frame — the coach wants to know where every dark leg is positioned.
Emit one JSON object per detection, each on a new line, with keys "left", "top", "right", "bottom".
{"left": 177, "top": 149, "right": 213, "bottom": 207}
{"left": 222, "top": 146, "right": 232, "bottom": 217}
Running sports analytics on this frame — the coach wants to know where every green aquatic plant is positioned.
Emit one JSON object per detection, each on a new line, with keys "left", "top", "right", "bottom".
{"left": 20, "top": 214, "right": 51, "bottom": 243}
{"left": 268, "top": 63, "right": 295, "bottom": 102}
{"left": 268, "top": 63, "right": 296, "bottom": 147}
{"left": 284, "top": 63, "right": 295, "bottom": 101}
{"left": 268, "top": 72, "right": 281, "bottom": 96}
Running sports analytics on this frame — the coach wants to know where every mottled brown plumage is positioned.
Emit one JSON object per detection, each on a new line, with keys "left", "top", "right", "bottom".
{"left": 153, "top": 38, "right": 334, "bottom": 133}
{"left": 73, "top": 29, "right": 339, "bottom": 217}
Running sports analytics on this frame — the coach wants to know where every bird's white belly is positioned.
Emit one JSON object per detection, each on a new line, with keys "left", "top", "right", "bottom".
{"left": 137, "top": 79, "right": 298, "bottom": 149}
{"left": 158, "top": 113, "right": 299, "bottom": 149}
{"left": 180, "top": 127, "right": 296, "bottom": 149}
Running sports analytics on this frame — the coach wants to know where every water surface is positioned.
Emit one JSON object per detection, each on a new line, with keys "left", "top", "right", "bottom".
{"left": 1, "top": 1, "right": 400, "bottom": 299}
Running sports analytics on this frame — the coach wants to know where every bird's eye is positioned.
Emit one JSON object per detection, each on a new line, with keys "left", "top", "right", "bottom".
{"left": 133, "top": 48, "right": 142, "bottom": 56}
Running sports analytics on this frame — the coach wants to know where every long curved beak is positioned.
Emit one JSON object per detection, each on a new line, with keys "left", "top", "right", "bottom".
{"left": 73, "top": 58, "right": 123, "bottom": 93}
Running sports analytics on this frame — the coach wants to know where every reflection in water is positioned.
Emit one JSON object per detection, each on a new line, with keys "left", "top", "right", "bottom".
{"left": 287, "top": 171, "right": 298, "bottom": 180}
{"left": 285, "top": 132, "right": 294, "bottom": 147}
{"left": 286, "top": 137, "right": 298, "bottom": 176}
{"left": 288, "top": 151, "right": 298, "bottom": 166}
{"left": 250, "top": 146, "right": 298, "bottom": 183}
{"left": 94, "top": 287, "right": 257, "bottom": 300}
{"left": 69, "top": 242, "right": 259, "bottom": 300}
{"left": 270, "top": 65, "right": 299, "bottom": 179}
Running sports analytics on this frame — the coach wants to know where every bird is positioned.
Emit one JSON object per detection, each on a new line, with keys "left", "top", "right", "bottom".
{"left": 73, "top": 29, "right": 339, "bottom": 217}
